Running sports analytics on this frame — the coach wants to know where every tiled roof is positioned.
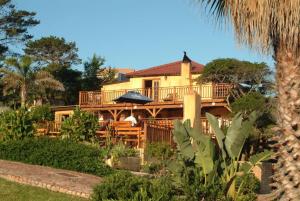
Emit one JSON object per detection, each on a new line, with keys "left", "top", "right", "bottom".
{"left": 126, "top": 60, "right": 204, "bottom": 77}
{"left": 114, "top": 68, "right": 135, "bottom": 74}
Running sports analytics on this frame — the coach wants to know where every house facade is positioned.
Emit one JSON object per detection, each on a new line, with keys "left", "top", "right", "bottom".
{"left": 78, "top": 55, "right": 232, "bottom": 123}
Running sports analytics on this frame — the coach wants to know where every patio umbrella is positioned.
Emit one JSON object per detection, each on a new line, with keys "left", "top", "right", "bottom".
{"left": 113, "top": 91, "right": 153, "bottom": 104}
{"left": 113, "top": 91, "right": 153, "bottom": 115}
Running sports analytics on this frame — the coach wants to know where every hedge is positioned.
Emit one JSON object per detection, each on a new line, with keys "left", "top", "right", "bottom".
{"left": 0, "top": 137, "right": 112, "bottom": 176}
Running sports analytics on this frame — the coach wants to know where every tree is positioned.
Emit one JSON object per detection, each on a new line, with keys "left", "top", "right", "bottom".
{"left": 196, "top": 1, "right": 300, "bottom": 199}
{"left": 24, "top": 36, "right": 81, "bottom": 72}
{"left": 54, "top": 68, "right": 82, "bottom": 105}
{"left": 0, "top": 0, "right": 39, "bottom": 57}
{"left": 81, "top": 54, "right": 116, "bottom": 91}
{"left": 24, "top": 36, "right": 81, "bottom": 105}
{"left": 0, "top": 56, "right": 64, "bottom": 107}
{"left": 198, "top": 58, "right": 273, "bottom": 100}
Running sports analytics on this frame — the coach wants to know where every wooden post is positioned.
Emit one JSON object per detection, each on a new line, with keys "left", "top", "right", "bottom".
{"left": 79, "top": 91, "right": 82, "bottom": 106}
{"left": 173, "top": 87, "right": 176, "bottom": 103}
{"left": 137, "top": 128, "right": 140, "bottom": 148}
{"left": 143, "top": 122, "right": 148, "bottom": 150}
{"left": 212, "top": 83, "right": 216, "bottom": 99}
{"left": 101, "top": 91, "right": 104, "bottom": 105}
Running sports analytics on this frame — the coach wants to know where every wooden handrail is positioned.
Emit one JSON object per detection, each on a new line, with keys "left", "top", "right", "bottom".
{"left": 79, "top": 84, "right": 232, "bottom": 106}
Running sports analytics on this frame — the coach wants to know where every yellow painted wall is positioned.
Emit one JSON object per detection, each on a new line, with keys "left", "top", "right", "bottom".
{"left": 102, "top": 74, "right": 201, "bottom": 91}
{"left": 54, "top": 110, "right": 73, "bottom": 123}
{"left": 102, "top": 81, "right": 132, "bottom": 91}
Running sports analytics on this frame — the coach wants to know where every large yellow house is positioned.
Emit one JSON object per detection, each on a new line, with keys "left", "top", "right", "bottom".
{"left": 79, "top": 54, "right": 231, "bottom": 122}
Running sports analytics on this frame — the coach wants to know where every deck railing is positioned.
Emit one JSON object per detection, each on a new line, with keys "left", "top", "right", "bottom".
{"left": 143, "top": 117, "right": 231, "bottom": 135}
{"left": 79, "top": 83, "right": 232, "bottom": 106}
{"left": 144, "top": 122, "right": 175, "bottom": 148}
{"left": 36, "top": 117, "right": 230, "bottom": 147}
{"left": 143, "top": 117, "right": 231, "bottom": 147}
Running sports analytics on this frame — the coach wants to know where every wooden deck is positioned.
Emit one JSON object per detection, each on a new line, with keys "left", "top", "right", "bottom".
{"left": 37, "top": 117, "right": 230, "bottom": 148}
{"left": 79, "top": 84, "right": 232, "bottom": 107}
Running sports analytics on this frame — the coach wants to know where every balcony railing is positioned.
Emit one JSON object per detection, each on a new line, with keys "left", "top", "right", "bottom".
{"left": 79, "top": 83, "right": 232, "bottom": 106}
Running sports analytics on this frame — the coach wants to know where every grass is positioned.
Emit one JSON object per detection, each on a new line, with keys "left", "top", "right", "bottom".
{"left": 0, "top": 178, "right": 88, "bottom": 201}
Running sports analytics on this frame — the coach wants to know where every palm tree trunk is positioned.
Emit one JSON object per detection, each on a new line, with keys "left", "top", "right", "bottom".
{"left": 273, "top": 48, "right": 300, "bottom": 200}
{"left": 20, "top": 85, "right": 27, "bottom": 107}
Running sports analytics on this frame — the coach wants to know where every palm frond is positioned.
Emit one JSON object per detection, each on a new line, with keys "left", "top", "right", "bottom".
{"left": 35, "top": 77, "right": 65, "bottom": 91}
{"left": 34, "top": 70, "right": 55, "bottom": 80}
{"left": 2, "top": 75, "right": 22, "bottom": 95}
{"left": 0, "top": 67, "right": 23, "bottom": 80}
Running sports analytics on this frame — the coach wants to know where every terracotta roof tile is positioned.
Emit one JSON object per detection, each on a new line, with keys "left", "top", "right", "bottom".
{"left": 126, "top": 60, "right": 204, "bottom": 77}
{"left": 114, "top": 68, "right": 135, "bottom": 74}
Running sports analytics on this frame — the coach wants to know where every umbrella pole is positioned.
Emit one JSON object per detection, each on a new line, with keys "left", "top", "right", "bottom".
{"left": 131, "top": 103, "right": 133, "bottom": 115}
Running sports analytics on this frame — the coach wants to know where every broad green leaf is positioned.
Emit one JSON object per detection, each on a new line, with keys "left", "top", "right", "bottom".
{"left": 168, "top": 160, "right": 184, "bottom": 174}
{"left": 249, "top": 150, "right": 273, "bottom": 166}
{"left": 206, "top": 113, "right": 226, "bottom": 158}
{"left": 173, "top": 120, "right": 194, "bottom": 160}
{"left": 224, "top": 113, "right": 246, "bottom": 159}
{"left": 194, "top": 135, "right": 215, "bottom": 174}
{"left": 240, "top": 162, "right": 252, "bottom": 174}
{"left": 188, "top": 126, "right": 203, "bottom": 142}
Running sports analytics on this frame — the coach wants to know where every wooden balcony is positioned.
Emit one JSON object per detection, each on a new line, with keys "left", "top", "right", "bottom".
{"left": 79, "top": 83, "right": 231, "bottom": 107}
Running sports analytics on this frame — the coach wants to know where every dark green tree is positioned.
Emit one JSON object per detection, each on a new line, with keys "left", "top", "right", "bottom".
{"left": 54, "top": 68, "right": 82, "bottom": 105}
{"left": 24, "top": 36, "right": 81, "bottom": 72}
{"left": 0, "top": 0, "right": 39, "bottom": 57}
{"left": 198, "top": 58, "right": 273, "bottom": 100}
{"left": 24, "top": 36, "right": 81, "bottom": 105}
{"left": 81, "top": 54, "right": 116, "bottom": 91}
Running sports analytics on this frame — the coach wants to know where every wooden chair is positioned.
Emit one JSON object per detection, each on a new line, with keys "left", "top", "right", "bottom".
{"left": 114, "top": 126, "right": 143, "bottom": 148}
{"left": 163, "top": 93, "right": 178, "bottom": 101}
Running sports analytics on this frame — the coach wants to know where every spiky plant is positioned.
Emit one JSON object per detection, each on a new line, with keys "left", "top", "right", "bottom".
{"left": 0, "top": 56, "right": 64, "bottom": 107}
{"left": 196, "top": 0, "right": 300, "bottom": 200}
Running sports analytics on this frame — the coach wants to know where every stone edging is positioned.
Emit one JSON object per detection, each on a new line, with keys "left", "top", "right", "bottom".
{"left": 0, "top": 173, "right": 90, "bottom": 198}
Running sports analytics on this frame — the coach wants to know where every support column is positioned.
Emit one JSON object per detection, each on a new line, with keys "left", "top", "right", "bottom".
{"left": 183, "top": 91, "right": 201, "bottom": 129}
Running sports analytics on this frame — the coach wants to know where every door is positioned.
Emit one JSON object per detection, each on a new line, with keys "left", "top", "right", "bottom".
{"left": 144, "top": 80, "right": 152, "bottom": 98}
{"left": 153, "top": 80, "right": 159, "bottom": 102}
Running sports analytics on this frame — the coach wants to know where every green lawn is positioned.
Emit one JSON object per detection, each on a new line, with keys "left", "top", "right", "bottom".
{"left": 0, "top": 178, "right": 88, "bottom": 201}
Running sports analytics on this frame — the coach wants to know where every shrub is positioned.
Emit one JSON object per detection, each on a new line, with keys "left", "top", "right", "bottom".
{"left": 92, "top": 171, "right": 151, "bottom": 200}
{"left": 0, "top": 108, "right": 34, "bottom": 141}
{"left": 145, "top": 142, "right": 174, "bottom": 160}
{"left": 143, "top": 143, "right": 174, "bottom": 175}
{"left": 30, "top": 104, "right": 53, "bottom": 122}
{"left": 60, "top": 107, "right": 98, "bottom": 143}
{"left": 231, "top": 92, "right": 267, "bottom": 116}
{"left": 110, "top": 142, "right": 137, "bottom": 159}
{"left": 92, "top": 171, "right": 176, "bottom": 201}
{"left": 236, "top": 173, "right": 260, "bottom": 201}
{"left": 0, "top": 137, "right": 112, "bottom": 176}
{"left": 141, "top": 162, "right": 162, "bottom": 174}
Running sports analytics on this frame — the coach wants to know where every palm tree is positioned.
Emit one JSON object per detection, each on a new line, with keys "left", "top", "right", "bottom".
{"left": 196, "top": 1, "right": 300, "bottom": 200}
{"left": 0, "top": 56, "right": 64, "bottom": 107}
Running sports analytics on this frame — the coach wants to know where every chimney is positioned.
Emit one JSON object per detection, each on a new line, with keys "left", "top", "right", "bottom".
{"left": 181, "top": 51, "right": 192, "bottom": 85}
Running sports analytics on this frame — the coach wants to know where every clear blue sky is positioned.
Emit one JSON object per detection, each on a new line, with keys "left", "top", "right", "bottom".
{"left": 16, "top": 0, "right": 274, "bottom": 71}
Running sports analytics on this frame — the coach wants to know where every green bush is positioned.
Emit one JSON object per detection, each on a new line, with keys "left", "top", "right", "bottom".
{"left": 0, "top": 108, "right": 34, "bottom": 141}
{"left": 236, "top": 173, "right": 260, "bottom": 201}
{"left": 145, "top": 142, "right": 174, "bottom": 160}
{"left": 30, "top": 104, "right": 53, "bottom": 122}
{"left": 110, "top": 142, "right": 137, "bottom": 159}
{"left": 92, "top": 172, "right": 176, "bottom": 201}
{"left": 60, "top": 107, "right": 98, "bottom": 143}
{"left": 0, "top": 137, "right": 112, "bottom": 176}
{"left": 231, "top": 92, "right": 266, "bottom": 116}
{"left": 141, "top": 162, "right": 162, "bottom": 174}
{"left": 143, "top": 143, "right": 174, "bottom": 175}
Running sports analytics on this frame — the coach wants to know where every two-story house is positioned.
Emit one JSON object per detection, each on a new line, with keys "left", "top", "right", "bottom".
{"left": 78, "top": 54, "right": 231, "bottom": 123}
